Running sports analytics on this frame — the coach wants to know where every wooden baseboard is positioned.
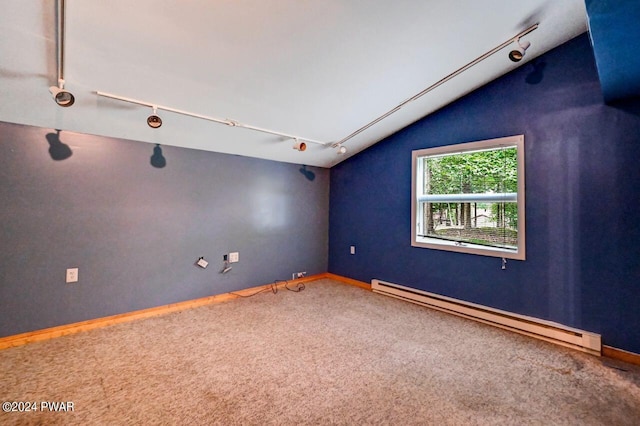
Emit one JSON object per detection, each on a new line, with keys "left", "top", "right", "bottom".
{"left": 0, "top": 274, "right": 325, "bottom": 351}
{"left": 602, "top": 345, "right": 640, "bottom": 366}
{"left": 3, "top": 272, "right": 636, "bottom": 363}
{"left": 323, "top": 273, "right": 372, "bottom": 291}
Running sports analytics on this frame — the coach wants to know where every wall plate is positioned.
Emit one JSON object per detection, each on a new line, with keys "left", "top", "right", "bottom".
{"left": 66, "top": 268, "right": 78, "bottom": 283}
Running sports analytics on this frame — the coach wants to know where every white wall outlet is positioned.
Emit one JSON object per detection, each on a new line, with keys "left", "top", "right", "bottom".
{"left": 229, "top": 252, "right": 239, "bottom": 263}
{"left": 66, "top": 268, "right": 78, "bottom": 283}
{"left": 296, "top": 271, "right": 307, "bottom": 278}
{"left": 196, "top": 258, "right": 208, "bottom": 268}
{"left": 350, "top": 246, "right": 356, "bottom": 255}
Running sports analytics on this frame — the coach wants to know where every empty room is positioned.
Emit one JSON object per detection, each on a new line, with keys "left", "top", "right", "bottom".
{"left": 1, "top": 1, "right": 639, "bottom": 424}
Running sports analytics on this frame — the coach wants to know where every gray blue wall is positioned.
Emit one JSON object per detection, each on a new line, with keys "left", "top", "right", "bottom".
{"left": 329, "top": 34, "right": 640, "bottom": 353}
{"left": 0, "top": 122, "right": 329, "bottom": 337}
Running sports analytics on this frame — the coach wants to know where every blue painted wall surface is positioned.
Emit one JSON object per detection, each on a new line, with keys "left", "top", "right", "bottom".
{"left": 585, "top": 0, "right": 640, "bottom": 102}
{"left": 0, "top": 122, "right": 329, "bottom": 337}
{"left": 329, "top": 34, "right": 640, "bottom": 353}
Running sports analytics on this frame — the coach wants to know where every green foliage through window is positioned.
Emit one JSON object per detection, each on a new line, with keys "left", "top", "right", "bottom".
{"left": 412, "top": 135, "right": 525, "bottom": 259}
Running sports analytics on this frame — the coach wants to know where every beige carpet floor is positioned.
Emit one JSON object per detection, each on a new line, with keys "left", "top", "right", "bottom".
{"left": 1, "top": 279, "right": 639, "bottom": 425}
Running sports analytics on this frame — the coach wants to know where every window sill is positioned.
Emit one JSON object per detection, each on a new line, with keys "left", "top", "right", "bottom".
{"left": 412, "top": 236, "right": 525, "bottom": 260}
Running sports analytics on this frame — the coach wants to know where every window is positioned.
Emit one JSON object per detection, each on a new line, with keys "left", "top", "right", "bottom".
{"left": 411, "top": 135, "right": 525, "bottom": 260}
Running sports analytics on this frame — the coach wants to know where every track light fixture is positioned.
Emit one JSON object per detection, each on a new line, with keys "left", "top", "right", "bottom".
{"left": 147, "top": 106, "right": 162, "bottom": 128}
{"left": 95, "top": 91, "right": 327, "bottom": 147}
{"left": 508, "top": 39, "right": 531, "bottom": 62}
{"left": 49, "top": 80, "right": 75, "bottom": 107}
{"left": 293, "top": 138, "right": 307, "bottom": 151}
{"left": 96, "top": 24, "right": 539, "bottom": 156}
{"left": 331, "top": 23, "right": 538, "bottom": 151}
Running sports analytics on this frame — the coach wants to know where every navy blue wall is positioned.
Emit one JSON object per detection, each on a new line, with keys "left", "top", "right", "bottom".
{"left": 0, "top": 122, "right": 329, "bottom": 337}
{"left": 329, "top": 34, "right": 640, "bottom": 353}
{"left": 585, "top": 0, "right": 640, "bottom": 102}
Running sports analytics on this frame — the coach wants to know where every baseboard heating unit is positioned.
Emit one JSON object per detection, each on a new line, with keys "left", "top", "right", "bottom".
{"left": 371, "top": 279, "right": 601, "bottom": 356}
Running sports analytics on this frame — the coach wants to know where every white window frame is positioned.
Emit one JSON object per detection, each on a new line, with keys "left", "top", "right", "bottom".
{"left": 411, "top": 135, "right": 526, "bottom": 260}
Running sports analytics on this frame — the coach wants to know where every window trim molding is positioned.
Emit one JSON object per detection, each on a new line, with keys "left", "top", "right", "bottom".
{"left": 411, "top": 134, "right": 526, "bottom": 260}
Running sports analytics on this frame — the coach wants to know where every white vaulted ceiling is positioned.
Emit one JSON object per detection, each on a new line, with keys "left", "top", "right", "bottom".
{"left": 0, "top": 1, "right": 587, "bottom": 167}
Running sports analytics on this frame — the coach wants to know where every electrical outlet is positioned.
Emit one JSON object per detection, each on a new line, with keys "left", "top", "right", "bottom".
{"left": 229, "top": 252, "right": 239, "bottom": 263}
{"left": 350, "top": 246, "right": 356, "bottom": 255}
{"left": 295, "top": 271, "right": 307, "bottom": 279}
{"left": 66, "top": 268, "right": 78, "bottom": 283}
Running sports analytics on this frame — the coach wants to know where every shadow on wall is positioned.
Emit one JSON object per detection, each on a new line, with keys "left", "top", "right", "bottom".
{"left": 150, "top": 144, "right": 167, "bottom": 168}
{"left": 45, "top": 130, "right": 72, "bottom": 161}
{"left": 525, "top": 60, "right": 546, "bottom": 85}
{"left": 299, "top": 165, "right": 315, "bottom": 181}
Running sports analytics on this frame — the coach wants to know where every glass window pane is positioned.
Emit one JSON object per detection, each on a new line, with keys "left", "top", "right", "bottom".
{"left": 411, "top": 135, "right": 525, "bottom": 260}
{"left": 420, "top": 201, "right": 518, "bottom": 250}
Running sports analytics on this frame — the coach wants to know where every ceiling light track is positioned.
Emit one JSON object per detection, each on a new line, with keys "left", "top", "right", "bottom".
{"left": 57, "top": 0, "right": 65, "bottom": 85}
{"left": 95, "top": 24, "right": 537, "bottom": 155}
{"left": 49, "top": 0, "right": 74, "bottom": 107}
{"left": 95, "top": 91, "right": 327, "bottom": 147}
{"left": 331, "top": 23, "right": 539, "bottom": 148}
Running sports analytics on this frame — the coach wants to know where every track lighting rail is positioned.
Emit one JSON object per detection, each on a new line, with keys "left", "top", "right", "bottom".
{"left": 57, "top": 0, "right": 65, "bottom": 84}
{"left": 95, "top": 91, "right": 328, "bottom": 146}
{"left": 49, "top": 0, "right": 74, "bottom": 107}
{"left": 94, "top": 24, "right": 537, "bottom": 153}
{"left": 331, "top": 23, "right": 539, "bottom": 148}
